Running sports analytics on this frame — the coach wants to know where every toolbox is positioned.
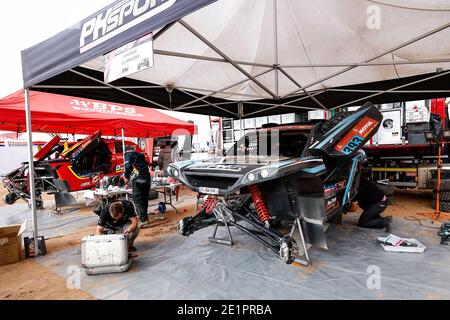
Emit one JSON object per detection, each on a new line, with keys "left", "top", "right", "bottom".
{"left": 81, "top": 234, "right": 132, "bottom": 275}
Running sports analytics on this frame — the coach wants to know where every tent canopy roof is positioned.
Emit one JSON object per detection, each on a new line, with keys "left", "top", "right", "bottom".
{"left": 0, "top": 90, "right": 196, "bottom": 137}
{"left": 21, "top": 0, "right": 450, "bottom": 118}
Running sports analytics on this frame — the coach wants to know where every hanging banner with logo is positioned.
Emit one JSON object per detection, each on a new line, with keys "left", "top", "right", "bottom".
{"left": 104, "top": 33, "right": 154, "bottom": 83}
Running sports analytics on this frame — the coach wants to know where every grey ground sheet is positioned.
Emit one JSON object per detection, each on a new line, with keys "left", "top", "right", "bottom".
{"left": 1, "top": 203, "right": 449, "bottom": 299}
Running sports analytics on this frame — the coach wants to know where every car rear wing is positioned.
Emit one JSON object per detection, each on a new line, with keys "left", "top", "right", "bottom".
{"left": 308, "top": 102, "right": 382, "bottom": 158}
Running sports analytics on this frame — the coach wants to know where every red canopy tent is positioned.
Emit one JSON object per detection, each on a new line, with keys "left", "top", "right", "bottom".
{"left": 0, "top": 91, "right": 196, "bottom": 137}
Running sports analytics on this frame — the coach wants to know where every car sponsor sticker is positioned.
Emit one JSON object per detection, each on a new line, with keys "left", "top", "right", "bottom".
{"left": 335, "top": 116, "right": 379, "bottom": 155}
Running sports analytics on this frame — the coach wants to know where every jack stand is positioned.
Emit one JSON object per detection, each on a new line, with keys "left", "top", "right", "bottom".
{"left": 208, "top": 221, "right": 234, "bottom": 246}
{"left": 289, "top": 218, "right": 311, "bottom": 266}
{"left": 418, "top": 141, "right": 450, "bottom": 223}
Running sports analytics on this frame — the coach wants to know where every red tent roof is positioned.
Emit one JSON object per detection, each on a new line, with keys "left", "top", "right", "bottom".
{"left": 0, "top": 91, "right": 196, "bottom": 138}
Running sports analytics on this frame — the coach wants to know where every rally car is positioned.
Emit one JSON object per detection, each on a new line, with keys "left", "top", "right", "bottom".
{"left": 2, "top": 131, "right": 149, "bottom": 208}
{"left": 168, "top": 103, "right": 382, "bottom": 265}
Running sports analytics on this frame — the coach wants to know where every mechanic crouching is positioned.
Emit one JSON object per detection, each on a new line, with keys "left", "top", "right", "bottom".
{"left": 352, "top": 176, "right": 393, "bottom": 232}
{"left": 123, "top": 145, "right": 151, "bottom": 228}
{"left": 95, "top": 200, "right": 139, "bottom": 252}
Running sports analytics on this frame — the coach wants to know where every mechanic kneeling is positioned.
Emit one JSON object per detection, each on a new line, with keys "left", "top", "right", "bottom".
{"left": 95, "top": 200, "right": 139, "bottom": 252}
{"left": 352, "top": 176, "right": 392, "bottom": 232}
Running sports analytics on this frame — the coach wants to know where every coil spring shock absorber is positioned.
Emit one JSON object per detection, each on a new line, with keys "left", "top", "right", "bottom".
{"left": 248, "top": 184, "right": 270, "bottom": 228}
{"left": 200, "top": 195, "right": 218, "bottom": 213}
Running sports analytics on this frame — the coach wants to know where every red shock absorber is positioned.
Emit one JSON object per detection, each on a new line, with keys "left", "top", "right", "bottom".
{"left": 199, "top": 195, "right": 218, "bottom": 213}
{"left": 248, "top": 184, "right": 270, "bottom": 227}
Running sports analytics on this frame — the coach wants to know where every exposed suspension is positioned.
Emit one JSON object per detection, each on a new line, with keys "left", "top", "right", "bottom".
{"left": 248, "top": 184, "right": 270, "bottom": 227}
{"left": 200, "top": 195, "right": 219, "bottom": 213}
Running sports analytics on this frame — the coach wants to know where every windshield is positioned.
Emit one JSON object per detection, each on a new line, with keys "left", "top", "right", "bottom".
{"left": 225, "top": 129, "right": 310, "bottom": 158}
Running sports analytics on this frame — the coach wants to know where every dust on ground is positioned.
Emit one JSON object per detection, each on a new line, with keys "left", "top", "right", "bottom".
{"left": 0, "top": 186, "right": 197, "bottom": 299}
{"left": 0, "top": 259, "right": 94, "bottom": 300}
{"left": 0, "top": 187, "right": 440, "bottom": 299}
{"left": 0, "top": 184, "right": 54, "bottom": 207}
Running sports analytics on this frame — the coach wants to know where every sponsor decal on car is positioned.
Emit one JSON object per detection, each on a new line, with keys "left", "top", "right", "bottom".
{"left": 335, "top": 116, "right": 379, "bottom": 155}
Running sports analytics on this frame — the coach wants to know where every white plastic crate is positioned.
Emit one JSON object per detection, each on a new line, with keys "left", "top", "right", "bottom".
{"left": 81, "top": 234, "right": 132, "bottom": 274}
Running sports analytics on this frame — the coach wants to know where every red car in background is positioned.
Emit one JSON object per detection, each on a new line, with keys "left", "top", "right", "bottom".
{"left": 2, "top": 131, "right": 150, "bottom": 208}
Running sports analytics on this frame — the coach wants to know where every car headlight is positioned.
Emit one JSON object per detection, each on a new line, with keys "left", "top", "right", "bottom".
{"left": 247, "top": 172, "right": 256, "bottom": 182}
{"left": 260, "top": 169, "right": 269, "bottom": 178}
{"left": 173, "top": 169, "right": 179, "bottom": 177}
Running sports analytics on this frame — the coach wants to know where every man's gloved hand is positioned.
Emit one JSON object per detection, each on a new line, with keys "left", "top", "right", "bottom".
{"left": 123, "top": 230, "right": 132, "bottom": 238}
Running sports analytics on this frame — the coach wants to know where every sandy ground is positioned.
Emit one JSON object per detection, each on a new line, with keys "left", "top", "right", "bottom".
{"left": 0, "top": 186, "right": 440, "bottom": 300}
{"left": 0, "top": 184, "right": 54, "bottom": 207}
{"left": 0, "top": 186, "right": 197, "bottom": 300}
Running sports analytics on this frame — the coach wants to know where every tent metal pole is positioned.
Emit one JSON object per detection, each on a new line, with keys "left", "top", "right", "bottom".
{"left": 281, "top": 21, "right": 450, "bottom": 98}
{"left": 332, "top": 69, "right": 450, "bottom": 109}
{"left": 172, "top": 85, "right": 266, "bottom": 99}
{"left": 174, "top": 68, "right": 274, "bottom": 109}
{"left": 33, "top": 84, "right": 267, "bottom": 99}
{"left": 273, "top": 0, "right": 279, "bottom": 98}
{"left": 154, "top": 49, "right": 273, "bottom": 68}
{"left": 24, "top": 88, "right": 40, "bottom": 257}
{"left": 33, "top": 85, "right": 164, "bottom": 89}
{"left": 278, "top": 67, "right": 328, "bottom": 109}
{"left": 69, "top": 69, "right": 171, "bottom": 110}
{"left": 121, "top": 128, "right": 128, "bottom": 200}
{"left": 244, "top": 104, "right": 319, "bottom": 118}
{"left": 178, "top": 19, "right": 277, "bottom": 98}
{"left": 281, "top": 58, "right": 450, "bottom": 68}
{"left": 176, "top": 88, "right": 238, "bottom": 117}
{"left": 238, "top": 103, "right": 244, "bottom": 139}
{"left": 244, "top": 100, "right": 317, "bottom": 109}
{"left": 327, "top": 88, "right": 450, "bottom": 94}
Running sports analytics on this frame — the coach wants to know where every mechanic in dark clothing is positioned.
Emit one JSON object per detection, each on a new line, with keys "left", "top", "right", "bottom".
{"left": 95, "top": 200, "right": 139, "bottom": 251}
{"left": 353, "top": 176, "right": 392, "bottom": 232}
{"left": 123, "top": 146, "right": 151, "bottom": 228}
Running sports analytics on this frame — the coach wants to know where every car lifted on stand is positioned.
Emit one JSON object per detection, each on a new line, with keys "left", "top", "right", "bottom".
{"left": 2, "top": 131, "right": 149, "bottom": 209}
{"left": 168, "top": 103, "right": 382, "bottom": 265}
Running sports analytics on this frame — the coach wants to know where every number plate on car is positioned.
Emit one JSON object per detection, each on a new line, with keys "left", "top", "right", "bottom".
{"left": 199, "top": 187, "right": 219, "bottom": 195}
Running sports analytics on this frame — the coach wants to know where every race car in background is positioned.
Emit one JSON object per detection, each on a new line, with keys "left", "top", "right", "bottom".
{"left": 168, "top": 103, "right": 382, "bottom": 265}
{"left": 2, "top": 131, "right": 149, "bottom": 208}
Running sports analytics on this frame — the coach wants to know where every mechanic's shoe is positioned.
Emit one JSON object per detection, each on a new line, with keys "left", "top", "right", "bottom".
{"left": 139, "top": 217, "right": 150, "bottom": 228}
{"left": 382, "top": 215, "right": 393, "bottom": 233}
{"left": 128, "top": 245, "right": 137, "bottom": 253}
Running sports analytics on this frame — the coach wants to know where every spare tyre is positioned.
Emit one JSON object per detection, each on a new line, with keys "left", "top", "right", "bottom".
{"left": 426, "top": 178, "right": 450, "bottom": 191}
{"left": 430, "top": 169, "right": 450, "bottom": 180}
{"left": 3, "top": 193, "right": 18, "bottom": 205}
{"left": 431, "top": 200, "right": 450, "bottom": 212}
{"left": 432, "top": 191, "right": 450, "bottom": 202}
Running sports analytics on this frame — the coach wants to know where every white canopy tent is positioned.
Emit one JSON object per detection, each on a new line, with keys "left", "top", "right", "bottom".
{"left": 74, "top": 0, "right": 450, "bottom": 115}
{"left": 19, "top": 0, "right": 450, "bottom": 253}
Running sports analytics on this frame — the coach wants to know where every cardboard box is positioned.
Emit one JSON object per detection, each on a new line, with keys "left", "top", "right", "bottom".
{"left": 0, "top": 220, "right": 27, "bottom": 266}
